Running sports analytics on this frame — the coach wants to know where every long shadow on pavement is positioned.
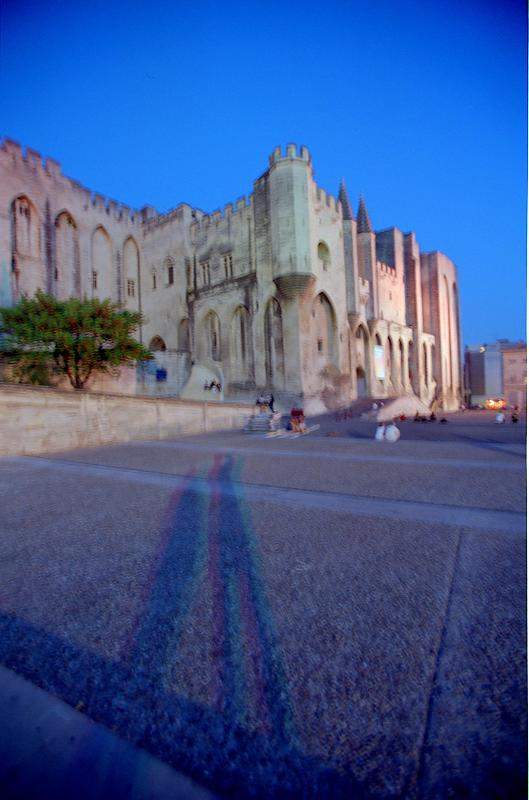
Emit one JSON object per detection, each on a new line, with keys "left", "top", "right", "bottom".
{"left": 0, "top": 459, "right": 358, "bottom": 798}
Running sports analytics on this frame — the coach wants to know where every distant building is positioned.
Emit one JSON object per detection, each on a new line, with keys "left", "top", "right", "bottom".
{"left": 502, "top": 343, "right": 527, "bottom": 409}
{"left": 464, "top": 340, "right": 526, "bottom": 407}
{"left": 0, "top": 138, "right": 463, "bottom": 410}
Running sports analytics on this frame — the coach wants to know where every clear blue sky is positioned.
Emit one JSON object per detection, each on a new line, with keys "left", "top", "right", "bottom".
{"left": 1, "top": 0, "right": 526, "bottom": 345}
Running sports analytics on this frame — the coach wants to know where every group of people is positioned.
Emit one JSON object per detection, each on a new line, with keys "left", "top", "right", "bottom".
{"left": 254, "top": 393, "right": 308, "bottom": 433}
{"left": 413, "top": 411, "right": 448, "bottom": 424}
{"left": 255, "top": 393, "right": 275, "bottom": 413}
{"left": 204, "top": 380, "right": 222, "bottom": 393}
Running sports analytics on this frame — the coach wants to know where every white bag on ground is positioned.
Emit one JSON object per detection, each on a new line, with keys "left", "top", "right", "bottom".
{"left": 375, "top": 424, "right": 386, "bottom": 441}
{"left": 384, "top": 423, "right": 401, "bottom": 443}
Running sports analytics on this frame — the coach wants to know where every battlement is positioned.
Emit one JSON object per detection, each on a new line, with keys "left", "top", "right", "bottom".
{"left": 190, "top": 193, "right": 251, "bottom": 233}
{"left": 142, "top": 203, "right": 198, "bottom": 232}
{"left": 268, "top": 143, "right": 312, "bottom": 167}
{"left": 377, "top": 260, "right": 397, "bottom": 278}
{"left": 0, "top": 136, "right": 144, "bottom": 225}
{"left": 315, "top": 185, "right": 338, "bottom": 212}
{"left": 1, "top": 138, "right": 59, "bottom": 176}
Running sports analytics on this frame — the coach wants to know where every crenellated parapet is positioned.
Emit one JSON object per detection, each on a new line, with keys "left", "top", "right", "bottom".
{"left": 143, "top": 203, "right": 199, "bottom": 233}
{"left": 189, "top": 194, "right": 251, "bottom": 234}
{"left": 1, "top": 138, "right": 63, "bottom": 181}
{"left": 377, "top": 260, "right": 397, "bottom": 278}
{"left": 314, "top": 185, "right": 339, "bottom": 212}
{"left": 0, "top": 137, "right": 143, "bottom": 226}
{"left": 268, "top": 143, "right": 312, "bottom": 166}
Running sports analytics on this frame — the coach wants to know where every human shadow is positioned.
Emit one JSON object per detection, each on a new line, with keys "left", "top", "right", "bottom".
{"left": 0, "top": 461, "right": 359, "bottom": 798}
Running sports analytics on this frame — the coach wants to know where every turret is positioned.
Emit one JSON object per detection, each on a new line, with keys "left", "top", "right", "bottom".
{"left": 268, "top": 144, "right": 315, "bottom": 300}
{"left": 338, "top": 180, "right": 360, "bottom": 322}
{"left": 356, "top": 196, "right": 372, "bottom": 233}
{"left": 337, "top": 179, "right": 354, "bottom": 221}
{"left": 356, "top": 196, "right": 378, "bottom": 318}
{"left": 376, "top": 227, "right": 404, "bottom": 280}
{"left": 266, "top": 144, "right": 315, "bottom": 395}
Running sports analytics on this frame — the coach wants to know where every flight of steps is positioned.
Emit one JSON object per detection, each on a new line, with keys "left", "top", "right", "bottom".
{"left": 244, "top": 411, "right": 282, "bottom": 433}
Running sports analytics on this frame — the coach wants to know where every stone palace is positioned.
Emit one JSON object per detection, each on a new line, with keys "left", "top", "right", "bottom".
{"left": 0, "top": 138, "right": 462, "bottom": 410}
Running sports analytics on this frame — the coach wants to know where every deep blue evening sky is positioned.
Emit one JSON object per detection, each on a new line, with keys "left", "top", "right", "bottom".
{"left": 1, "top": 0, "right": 526, "bottom": 344}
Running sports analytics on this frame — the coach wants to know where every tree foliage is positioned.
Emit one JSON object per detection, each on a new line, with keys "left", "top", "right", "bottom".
{"left": 0, "top": 291, "right": 152, "bottom": 389}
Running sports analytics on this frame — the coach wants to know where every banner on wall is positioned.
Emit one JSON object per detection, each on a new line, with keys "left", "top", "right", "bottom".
{"left": 373, "top": 345, "right": 385, "bottom": 380}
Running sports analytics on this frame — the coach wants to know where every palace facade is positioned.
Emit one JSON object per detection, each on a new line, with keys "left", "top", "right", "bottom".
{"left": 0, "top": 138, "right": 462, "bottom": 410}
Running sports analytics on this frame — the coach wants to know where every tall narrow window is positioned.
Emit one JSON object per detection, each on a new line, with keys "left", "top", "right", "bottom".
{"left": 223, "top": 254, "right": 233, "bottom": 279}
{"left": 200, "top": 260, "right": 210, "bottom": 286}
{"left": 91, "top": 227, "right": 112, "bottom": 300}
{"left": 92, "top": 271, "right": 98, "bottom": 290}
{"left": 152, "top": 272, "right": 157, "bottom": 290}
{"left": 317, "top": 241, "right": 331, "bottom": 271}
{"left": 168, "top": 265, "right": 174, "bottom": 285}
{"left": 204, "top": 311, "right": 221, "bottom": 361}
{"left": 127, "top": 279, "right": 135, "bottom": 297}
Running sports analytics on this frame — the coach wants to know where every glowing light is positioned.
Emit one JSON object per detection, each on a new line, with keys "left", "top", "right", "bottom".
{"left": 485, "top": 398, "right": 506, "bottom": 410}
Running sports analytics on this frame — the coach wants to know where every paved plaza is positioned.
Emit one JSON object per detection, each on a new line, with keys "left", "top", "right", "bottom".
{"left": 0, "top": 412, "right": 526, "bottom": 798}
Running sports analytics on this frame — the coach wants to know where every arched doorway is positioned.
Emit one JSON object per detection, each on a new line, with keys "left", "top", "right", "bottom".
{"left": 312, "top": 292, "right": 337, "bottom": 366}
{"left": 55, "top": 211, "right": 80, "bottom": 299}
{"left": 11, "top": 195, "right": 43, "bottom": 297}
{"left": 356, "top": 367, "right": 367, "bottom": 397}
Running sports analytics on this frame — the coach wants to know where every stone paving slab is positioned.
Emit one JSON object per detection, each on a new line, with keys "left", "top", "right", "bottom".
{"left": 417, "top": 529, "right": 527, "bottom": 798}
{"left": 3, "top": 454, "right": 526, "bottom": 531}
{"left": 27, "top": 435, "right": 526, "bottom": 513}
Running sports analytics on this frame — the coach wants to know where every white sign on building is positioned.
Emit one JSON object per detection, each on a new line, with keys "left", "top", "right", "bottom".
{"left": 374, "top": 345, "right": 385, "bottom": 380}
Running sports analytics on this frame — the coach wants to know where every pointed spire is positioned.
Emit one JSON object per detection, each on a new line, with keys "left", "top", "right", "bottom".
{"left": 356, "top": 195, "right": 372, "bottom": 233}
{"left": 337, "top": 179, "right": 354, "bottom": 221}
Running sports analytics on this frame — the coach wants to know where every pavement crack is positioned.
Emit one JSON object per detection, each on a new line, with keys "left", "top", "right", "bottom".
{"left": 411, "top": 528, "right": 465, "bottom": 797}
{"left": 20, "top": 454, "right": 525, "bottom": 518}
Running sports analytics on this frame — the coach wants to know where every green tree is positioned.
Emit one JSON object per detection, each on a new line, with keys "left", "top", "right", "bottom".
{"left": 0, "top": 291, "right": 152, "bottom": 389}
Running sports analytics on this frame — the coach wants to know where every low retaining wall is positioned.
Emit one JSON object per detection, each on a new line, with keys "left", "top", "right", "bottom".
{"left": 0, "top": 384, "right": 253, "bottom": 456}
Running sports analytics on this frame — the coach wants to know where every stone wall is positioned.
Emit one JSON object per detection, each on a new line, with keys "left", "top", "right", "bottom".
{"left": 0, "top": 384, "right": 252, "bottom": 456}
